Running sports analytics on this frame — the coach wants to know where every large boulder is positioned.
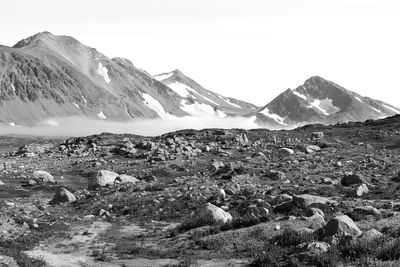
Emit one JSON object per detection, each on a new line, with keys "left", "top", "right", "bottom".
{"left": 33, "top": 171, "right": 55, "bottom": 183}
{"left": 321, "top": 215, "right": 362, "bottom": 238}
{"left": 88, "top": 170, "right": 119, "bottom": 189}
{"left": 49, "top": 188, "right": 76, "bottom": 205}
{"left": 192, "top": 203, "right": 233, "bottom": 225}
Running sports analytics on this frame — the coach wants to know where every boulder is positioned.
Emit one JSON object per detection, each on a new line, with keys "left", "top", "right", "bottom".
{"left": 353, "top": 183, "right": 369, "bottom": 197}
{"left": 293, "top": 194, "right": 334, "bottom": 207}
{"left": 352, "top": 206, "right": 380, "bottom": 217}
{"left": 306, "top": 241, "right": 330, "bottom": 254}
{"left": 49, "top": 188, "right": 76, "bottom": 205}
{"left": 192, "top": 203, "right": 233, "bottom": 225}
{"left": 88, "top": 170, "right": 119, "bottom": 189}
{"left": 33, "top": 170, "right": 55, "bottom": 183}
{"left": 360, "top": 229, "right": 383, "bottom": 241}
{"left": 244, "top": 204, "right": 269, "bottom": 220}
{"left": 208, "top": 161, "right": 225, "bottom": 172}
{"left": 306, "top": 214, "right": 326, "bottom": 230}
{"left": 321, "top": 215, "right": 362, "bottom": 238}
{"left": 263, "top": 170, "right": 286, "bottom": 180}
{"left": 278, "top": 148, "right": 294, "bottom": 157}
{"left": 115, "top": 174, "right": 139, "bottom": 185}
{"left": 341, "top": 173, "right": 365, "bottom": 186}
{"left": 305, "top": 145, "right": 321, "bottom": 154}
{"left": 311, "top": 132, "right": 324, "bottom": 139}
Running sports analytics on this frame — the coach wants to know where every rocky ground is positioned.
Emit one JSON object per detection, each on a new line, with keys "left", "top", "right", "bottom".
{"left": 1, "top": 115, "right": 400, "bottom": 266}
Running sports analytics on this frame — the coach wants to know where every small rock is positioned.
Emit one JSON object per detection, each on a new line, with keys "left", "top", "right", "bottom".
{"left": 49, "top": 188, "right": 76, "bottom": 205}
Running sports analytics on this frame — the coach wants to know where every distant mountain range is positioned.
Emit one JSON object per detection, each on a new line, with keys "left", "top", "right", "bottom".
{"left": 0, "top": 32, "right": 398, "bottom": 128}
{"left": 0, "top": 32, "right": 256, "bottom": 126}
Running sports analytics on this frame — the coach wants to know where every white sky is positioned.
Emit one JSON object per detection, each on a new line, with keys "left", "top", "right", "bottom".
{"left": 1, "top": 0, "right": 400, "bottom": 107}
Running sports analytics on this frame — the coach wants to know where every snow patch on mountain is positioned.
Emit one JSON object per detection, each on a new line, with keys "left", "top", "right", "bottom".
{"left": 260, "top": 107, "right": 287, "bottom": 125}
{"left": 226, "top": 99, "right": 242, "bottom": 108}
{"left": 8, "top": 122, "right": 15, "bottom": 127}
{"left": 142, "top": 93, "right": 169, "bottom": 119}
{"left": 307, "top": 100, "right": 329, "bottom": 115}
{"left": 82, "top": 96, "right": 87, "bottom": 103}
{"left": 306, "top": 98, "right": 340, "bottom": 116}
{"left": 293, "top": 91, "right": 307, "bottom": 100}
{"left": 180, "top": 100, "right": 216, "bottom": 117}
{"left": 355, "top": 96, "right": 363, "bottom": 103}
{"left": 73, "top": 102, "right": 80, "bottom": 109}
{"left": 168, "top": 82, "right": 196, "bottom": 98}
{"left": 370, "top": 107, "right": 381, "bottom": 113}
{"left": 383, "top": 104, "right": 400, "bottom": 114}
{"left": 201, "top": 95, "right": 219, "bottom": 106}
{"left": 98, "top": 112, "right": 106, "bottom": 119}
{"left": 97, "top": 62, "right": 111, "bottom": 83}
{"left": 10, "top": 84, "right": 15, "bottom": 92}
{"left": 153, "top": 72, "right": 174, "bottom": 81}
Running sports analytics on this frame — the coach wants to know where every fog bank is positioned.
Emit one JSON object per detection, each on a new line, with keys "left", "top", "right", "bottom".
{"left": 0, "top": 115, "right": 261, "bottom": 137}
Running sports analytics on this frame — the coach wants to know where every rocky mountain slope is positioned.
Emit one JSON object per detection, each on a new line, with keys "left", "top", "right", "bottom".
{"left": 154, "top": 70, "right": 257, "bottom": 117}
{"left": 0, "top": 32, "right": 256, "bottom": 126}
{"left": 253, "top": 76, "right": 400, "bottom": 127}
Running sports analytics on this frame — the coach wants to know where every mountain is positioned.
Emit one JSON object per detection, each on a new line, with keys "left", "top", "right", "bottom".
{"left": 253, "top": 76, "right": 400, "bottom": 127}
{"left": 0, "top": 32, "right": 255, "bottom": 126}
{"left": 154, "top": 70, "right": 258, "bottom": 117}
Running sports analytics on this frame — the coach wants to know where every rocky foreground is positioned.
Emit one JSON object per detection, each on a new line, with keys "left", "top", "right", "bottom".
{"left": 1, "top": 116, "right": 400, "bottom": 266}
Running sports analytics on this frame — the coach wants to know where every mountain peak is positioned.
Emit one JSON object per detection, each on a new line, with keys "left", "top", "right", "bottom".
{"left": 172, "top": 69, "right": 183, "bottom": 75}
{"left": 13, "top": 31, "right": 55, "bottom": 48}
{"left": 12, "top": 32, "right": 82, "bottom": 50}
{"left": 304, "top": 76, "right": 329, "bottom": 85}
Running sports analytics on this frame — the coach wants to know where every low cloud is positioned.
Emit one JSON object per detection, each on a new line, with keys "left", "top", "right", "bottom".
{"left": 0, "top": 115, "right": 261, "bottom": 137}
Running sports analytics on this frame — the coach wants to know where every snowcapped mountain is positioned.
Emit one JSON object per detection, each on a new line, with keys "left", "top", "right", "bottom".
{"left": 253, "top": 76, "right": 400, "bottom": 127}
{"left": 154, "top": 70, "right": 257, "bottom": 117}
{"left": 0, "top": 32, "right": 191, "bottom": 125}
{"left": 0, "top": 32, "right": 256, "bottom": 127}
